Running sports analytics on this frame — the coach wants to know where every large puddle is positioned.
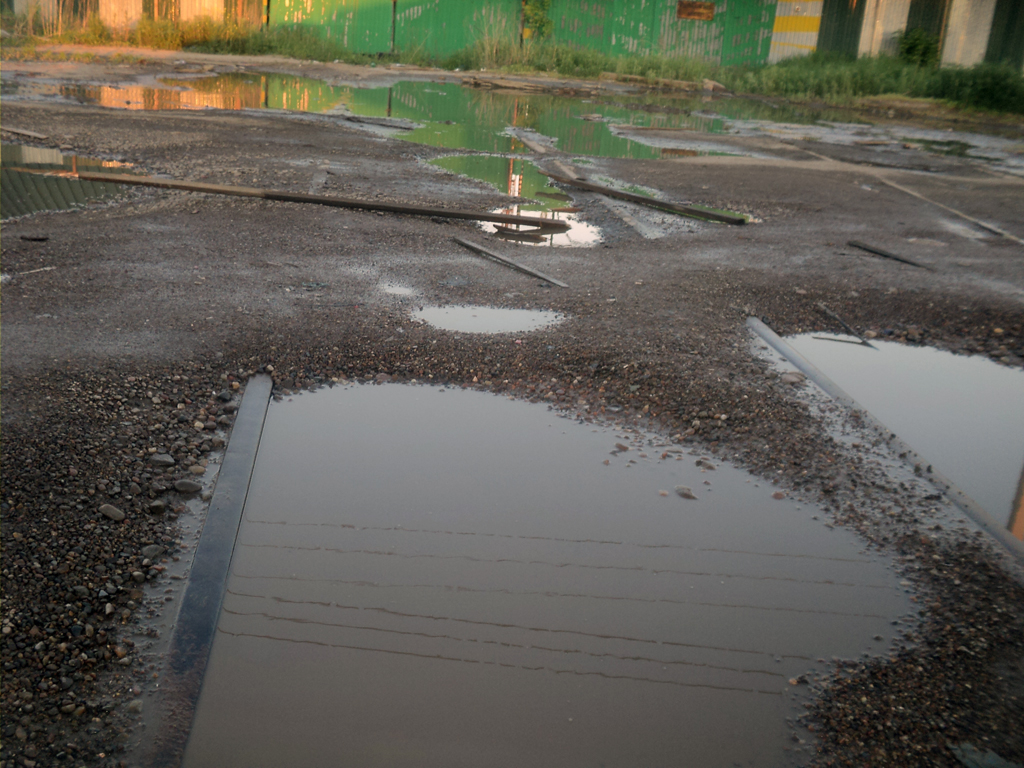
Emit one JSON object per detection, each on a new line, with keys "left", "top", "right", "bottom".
{"left": 1, "top": 72, "right": 769, "bottom": 159}
{"left": 6, "top": 71, "right": 1023, "bottom": 172}
{"left": 786, "top": 334, "right": 1024, "bottom": 539}
{"left": 180, "top": 384, "right": 910, "bottom": 767}
{"left": 0, "top": 144, "right": 131, "bottom": 220}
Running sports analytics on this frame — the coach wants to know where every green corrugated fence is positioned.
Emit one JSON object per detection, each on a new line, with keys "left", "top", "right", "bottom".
{"left": 269, "top": 0, "right": 523, "bottom": 57}
{"left": 549, "top": 0, "right": 776, "bottom": 66}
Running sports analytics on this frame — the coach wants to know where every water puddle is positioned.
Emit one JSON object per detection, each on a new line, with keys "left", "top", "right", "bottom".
{"left": 430, "top": 154, "right": 601, "bottom": 246}
{"left": 7, "top": 71, "right": 1021, "bottom": 171}
{"left": 0, "top": 144, "right": 132, "bottom": 220}
{"left": 786, "top": 334, "right": 1024, "bottom": 539}
{"left": 178, "top": 383, "right": 910, "bottom": 768}
{"left": 431, "top": 155, "right": 568, "bottom": 213}
{"left": 0, "top": 72, "right": 840, "bottom": 161}
{"left": 411, "top": 305, "right": 563, "bottom": 333}
{"left": 379, "top": 282, "right": 415, "bottom": 296}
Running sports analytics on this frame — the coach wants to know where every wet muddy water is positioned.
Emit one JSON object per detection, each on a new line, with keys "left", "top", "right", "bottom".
{"left": 411, "top": 306, "right": 564, "bottom": 334}
{"left": 0, "top": 144, "right": 131, "bottom": 220}
{"left": 181, "top": 384, "right": 911, "bottom": 767}
{"left": 787, "top": 334, "right": 1024, "bottom": 538}
{"left": 6, "top": 71, "right": 1022, "bottom": 173}
{"left": 429, "top": 155, "right": 601, "bottom": 246}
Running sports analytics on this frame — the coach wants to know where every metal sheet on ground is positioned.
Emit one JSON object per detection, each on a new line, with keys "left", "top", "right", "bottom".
{"left": 182, "top": 384, "right": 910, "bottom": 768}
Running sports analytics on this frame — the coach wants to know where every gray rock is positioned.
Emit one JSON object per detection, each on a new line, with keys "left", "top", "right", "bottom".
{"left": 674, "top": 486, "right": 698, "bottom": 500}
{"left": 780, "top": 372, "right": 806, "bottom": 385}
{"left": 141, "top": 545, "right": 165, "bottom": 559}
{"left": 174, "top": 479, "right": 202, "bottom": 494}
{"left": 127, "top": 699, "right": 144, "bottom": 714}
{"left": 188, "top": 465, "right": 206, "bottom": 476}
{"left": 216, "top": 390, "right": 233, "bottom": 402}
{"left": 148, "top": 500, "right": 166, "bottom": 514}
{"left": 150, "top": 454, "right": 175, "bottom": 466}
{"left": 99, "top": 504, "right": 125, "bottom": 522}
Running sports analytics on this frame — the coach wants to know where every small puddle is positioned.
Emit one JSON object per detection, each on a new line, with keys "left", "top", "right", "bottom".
{"left": 786, "top": 334, "right": 1024, "bottom": 539}
{"left": 412, "top": 305, "right": 563, "bottom": 333}
{"left": 379, "top": 282, "right": 415, "bottom": 296}
{"left": 0, "top": 144, "right": 132, "bottom": 220}
{"left": 430, "top": 154, "right": 601, "bottom": 246}
{"left": 176, "top": 383, "right": 910, "bottom": 768}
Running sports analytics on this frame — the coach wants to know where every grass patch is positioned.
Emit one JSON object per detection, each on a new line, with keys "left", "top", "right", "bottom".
{"left": 722, "top": 52, "right": 1024, "bottom": 114}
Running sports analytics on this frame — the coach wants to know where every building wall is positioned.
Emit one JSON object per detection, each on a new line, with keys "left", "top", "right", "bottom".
{"left": 178, "top": 0, "right": 220, "bottom": 21}
{"left": 984, "top": 0, "right": 1024, "bottom": 72}
{"left": 270, "top": 0, "right": 394, "bottom": 53}
{"left": 816, "top": 0, "right": 866, "bottom": 55}
{"left": 857, "top": 0, "right": 912, "bottom": 56}
{"left": 395, "top": 0, "right": 515, "bottom": 59}
{"left": 768, "top": 0, "right": 822, "bottom": 62}
{"left": 941, "top": 0, "right": 997, "bottom": 65}
{"left": 549, "top": 0, "right": 776, "bottom": 66}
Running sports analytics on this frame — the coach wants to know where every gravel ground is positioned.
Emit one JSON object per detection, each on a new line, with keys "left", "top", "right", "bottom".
{"left": 2, "top": 53, "right": 1023, "bottom": 768}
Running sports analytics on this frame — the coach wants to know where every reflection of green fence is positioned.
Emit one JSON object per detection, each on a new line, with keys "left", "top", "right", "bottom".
{"left": 1, "top": 145, "right": 126, "bottom": 220}
{"left": 548, "top": 0, "right": 776, "bottom": 66}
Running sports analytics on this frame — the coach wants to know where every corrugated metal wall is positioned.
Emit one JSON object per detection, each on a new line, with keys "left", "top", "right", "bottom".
{"left": 768, "top": 0, "right": 822, "bottom": 62}
{"left": 270, "top": 0, "right": 393, "bottom": 53}
{"left": 906, "top": 0, "right": 947, "bottom": 37}
{"left": 178, "top": 0, "right": 220, "bottom": 21}
{"left": 816, "top": 0, "right": 866, "bottom": 56}
{"left": 395, "top": 0, "right": 516, "bottom": 59}
{"left": 985, "top": 0, "right": 1024, "bottom": 71}
{"left": 858, "top": 0, "right": 911, "bottom": 56}
{"left": 268, "top": 0, "right": 520, "bottom": 57}
{"left": 941, "top": 0, "right": 997, "bottom": 65}
{"left": 549, "top": 0, "right": 776, "bottom": 66}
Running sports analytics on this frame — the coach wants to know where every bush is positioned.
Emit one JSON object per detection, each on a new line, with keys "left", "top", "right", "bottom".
{"left": 926, "top": 63, "right": 1024, "bottom": 113}
{"left": 897, "top": 27, "right": 940, "bottom": 67}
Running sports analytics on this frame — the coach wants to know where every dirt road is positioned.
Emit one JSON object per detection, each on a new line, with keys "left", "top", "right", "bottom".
{"left": 2, "top": 51, "right": 1023, "bottom": 768}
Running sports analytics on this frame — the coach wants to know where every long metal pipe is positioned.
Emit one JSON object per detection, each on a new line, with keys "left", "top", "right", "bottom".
{"left": 747, "top": 316, "right": 1024, "bottom": 566}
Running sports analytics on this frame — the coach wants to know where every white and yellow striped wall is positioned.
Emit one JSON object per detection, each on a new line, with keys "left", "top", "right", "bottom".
{"left": 768, "top": 0, "right": 823, "bottom": 63}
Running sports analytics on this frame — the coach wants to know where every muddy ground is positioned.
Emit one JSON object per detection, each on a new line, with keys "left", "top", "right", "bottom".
{"left": 2, "top": 51, "right": 1024, "bottom": 768}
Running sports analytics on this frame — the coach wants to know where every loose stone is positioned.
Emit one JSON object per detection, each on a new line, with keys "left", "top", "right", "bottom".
{"left": 98, "top": 504, "right": 125, "bottom": 522}
{"left": 174, "top": 479, "right": 202, "bottom": 494}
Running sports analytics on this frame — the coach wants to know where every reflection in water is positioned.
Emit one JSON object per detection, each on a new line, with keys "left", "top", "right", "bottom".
{"left": 431, "top": 154, "right": 600, "bottom": 246}
{"left": 786, "top": 334, "right": 1024, "bottom": 539}
{"left": 411, "top": 306, "right": 563, "bottom": 333}
{"left": 181, "top": 384, "right": 909, "bottom": 768}
{"left": 2, "top": 72, "right": 841, "bottom": 161}
{"left": 1012, "top": 465, "right": 1024, "bottom": 541}
{"left": 0, "top": 144, "right": 131, "bottom": 220}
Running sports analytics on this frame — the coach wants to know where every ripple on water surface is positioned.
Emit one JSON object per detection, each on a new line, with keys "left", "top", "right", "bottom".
{"left": 179, "top": 384, "right": 911, "bottom": 768}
